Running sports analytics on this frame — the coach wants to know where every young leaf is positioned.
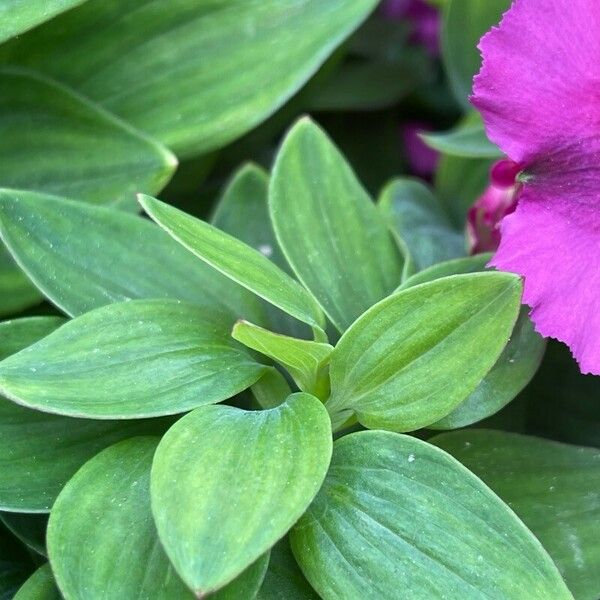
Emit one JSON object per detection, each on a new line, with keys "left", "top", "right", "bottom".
{"left": 0, "top": 190, "right": 265, "bottom": 323}
{"left": 326, "top": 273, "right": 522, "bottom": 431}
{"left": 232, "top": 321, "right": 333, "bottom": 397}
{"left": 420, "top": 112, "right": 503, "bottom": 159}
{"left": 139, "top": 195, "right": 325, "bottom": 333}
{"left": 0, "top": 300, "right": 266, "bottom": 419}
{"left": 0, "top": 1, "right": 86, "bottom": 43}
{"left": 441, "top": 0, "right": 511, "bottom": 107}
{"left": 48, "top": 437, "right": 266, "bottom": 599}
{"left": 0, "top": 69, "right": 176, "bottom": 209}
{"left": 151, "top": 393, "right": 332, "bottom": 596}
{"left": 212, "top": 163, "right": 309, "bottom": 339}
{"left": 432, "top": 430, "right": 600, "bottom": 600}
{"left": 0, "top": 317, "right": 169, "bottom": 511}
{"left": 0, "top": 0, "right": 380, "bottom": 156}
{"left": 290, "top": 431, "right": 573, "bottom": 600}
{"left": 270, "top": 118, "right": 403, "bottom": 332}
{"left": 13, "top": 564, "right": 59, "bottom": 600}
{"left": 378, "top": 177, "right": 465, "bottom": 275}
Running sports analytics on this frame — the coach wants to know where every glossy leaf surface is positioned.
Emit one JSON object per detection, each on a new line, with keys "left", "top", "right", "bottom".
{"left": 140, "top": 195, "right": 325, "bottom": 332}
{"left": 151, "top": 394, "right": 332, "bottom": 596}
{"left": 0, "top": 300, "right": 266, "bottom": 418}
{"left": 433, "top": 430, "right": 600, "bottom": 600}
{"left": 0, "top": 0, "right": 379, "bottom": 156}
{"left": 327, "top": 273, "right": 522, "bottom": 431}
{"left": 291, "top": 431, "right": 573, "bottom": 599}
{"left": 270, "top": 118, "right": 402, "bottom": 332}
{"left": 0, "top": 190, "right": 264, "bottom": 322}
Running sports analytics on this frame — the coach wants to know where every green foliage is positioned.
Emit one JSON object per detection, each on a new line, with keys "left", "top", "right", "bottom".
{"left": 0, "top": 2, "right": 594, "bottom": 598}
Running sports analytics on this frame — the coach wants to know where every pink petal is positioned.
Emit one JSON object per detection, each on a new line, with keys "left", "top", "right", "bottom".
{"left": 491, "top": 187, "right": 600, "bottom": 374}
{"left": 472, "top": 0, "right": 600, "bottom": 165}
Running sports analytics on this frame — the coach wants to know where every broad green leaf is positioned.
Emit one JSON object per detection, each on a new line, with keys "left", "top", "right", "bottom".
{"left": 431, "top": 307, "right": 546, "bottom": 429}
{"left": 399, "top": 253, "right": 491, "bottom": 290}
{"left": 433, "top": 430, "right": 600, "bottom": 600}
{"left": 270, "top": 118, "right": 403, "bottom": 332}
{"left": 151, "top": 394, "right": 332, "bottom": 596}
{"left": 47, "top": 438, "right": 195, "bottom": 599}
{"left": 0, "top": 1, "right": 86, "bottom": 43}
{"left": 232, "top": 321, "right": 333, "bottom": 397}
{"left": 378, "top": 177, "right": 465, "bottom": 275}
{"left": 257, "top": 538, "right": 318, "bottom": 600}
{"left": 326, "top": 273, "right": 522, "bottom": 431}
{"left": 0, "top": 300, "right": 266, "bottom": 419}
{"left": 211, "top": 164, "right": 309, "bottom": 338}
{"left": 0, "top": 317, "right": 169, "bottom": 511}
{"left": 441, "top": 0, "right": 510, "bottom": 107}
{"left": 291, "top": 431, "right": 573, "bottom": 599}
{"left": 0, "top": 513, "right": 47, "bottom": 556}
{"left": 250, "top": 368, "right": 293, "bottom": 410}
{"left": 435, "top": 153, "right": 493, "bottom": 228}
{"left": 140, "top": 195, "right": 325, "bottom": 333}
{"left": 0, "top": 0, "right": 379, "bottom": 157}
{"left": 0, "top": 248, "right": 41, "bottom": 317}
{"left": 0, "top": 69, "right": 176, "bottom": 209}
{"left": 0, "top": 190, "right": 265, "bottom": 322}
{"left": 421, "top": 112, "right": 503, "bottom": 158}
{"left": 13, "top": 564, "right": 59, "bottom": 600}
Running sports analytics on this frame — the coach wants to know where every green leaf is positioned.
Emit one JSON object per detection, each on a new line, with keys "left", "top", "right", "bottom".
{"left": 290, "top": 430, "right": 573, "bottom": 599}
{"left": 441, "top": 0, "right": 511, "bottom": 107}
{"left": 0, "top": 190, "right": 265, "bottom": 322}
{"left": 326, "top": 273, "right": 522, "bottom": 431}
{"left": 0, "top": 69, "right": 176, "bottom": 209}
{"left": 378, "top": 177, "right": 465, "bottom": 275}
{"left": 0, "top": 513, "right": 47, "bottom": 556}
{"left": 432, "top": 430, "right": 600, "bottom": 600}
{"left": 431, "top": 307, "right": 546, "bottom": 429}
{"left": 420, "top": 112, "right": 503, "bottom": 159}
{"left": 0, "top": 247, "right": 41, "bottom": 318}
{"left": 211, "top": 164, "right": 309, "bottom": 338}
{"left": 270, "top": 118, "right": 403, "bottom": 332}
{"left": 140, "top": 195, "right": 325, "bottom": 333}
{"left": 435, "top": 154, "right": 494, "bottom": 228}
{"left": 0, "top": 0, "right": 379, "bottom": 157}
{"left": 0, "top": 316, "right": 170, "bottom": 511}
{"left": 232, "top": 320, "right": 333, "bottom": 397}
{"left": 47, "top": 438, "right": 194, "bottom": 599}
{"left": 0, "top": 1, "right": 86, "bottom": 43}
{"left": 398, "top": 253, "right": 491, "bottom": 290}
{"left": 13, "top": 564, "right": 60, "bottom": 600}
{"left": 256, "top": 538, "right": 318, "bottom": 600}
{"left": 151, "top": 393, "right": 332, "bottom": 596}
{"left": 0, "top": 300, "right": 266, "bottom": 419}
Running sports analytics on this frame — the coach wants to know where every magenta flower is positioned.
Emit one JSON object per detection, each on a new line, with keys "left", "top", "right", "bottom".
{"left": 380, "top": 0, "right": 440, "bottom": 56}
{"left": 467, "top": 160, "right": 519, "bottom": 254}
{"left": 472, "top": 0, "right": 600, "bottom": 373}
